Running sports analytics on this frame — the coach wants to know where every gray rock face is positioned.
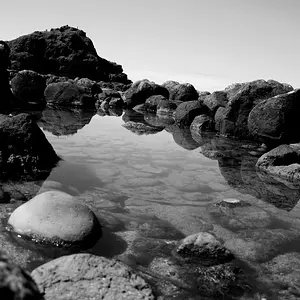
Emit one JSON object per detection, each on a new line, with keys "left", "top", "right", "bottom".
{"left": 162, "top": 81, "right": 198, "bottom": 102}
{"left": 44, "top": 81, "right": 97, "bottom": 108}
{"left": 123, "top": 79, "right": 169, "bottom": 108}
{"left": 8, "top": 191, "right": 102, "bottom": 248}
{"left": 175, "top": 100, "right": 209, "bottom": 126}
{"left": 11, "top": 70, "right": 46, "bottom": 105}
{"left": 256, "top": 144, "right": 300, "bottom": 183}
{"left": 31, "top": 253, "right": 155, "bottom": 300}
{"left": 0, "top": 252, "right": 43, "bottom": 299}
{"left": 248, "top": 89, "right": 300, "bottom": 146}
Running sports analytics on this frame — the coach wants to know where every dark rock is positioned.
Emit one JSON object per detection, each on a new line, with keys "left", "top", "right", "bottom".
{"left": 122, "top": 121, "right": 163, "bottom": 135}
{"left": 217, "top": 79, "right": 293, "bottom": 138}
{"left": 122, "top": 109, "right": 146, "bottom": 124}
{"left": 0, "top": 251, "right": 43, "bottom": 299}
{"left": 0, "top": 113, "right": 59, "bottom": 179}
{"left": 248, "top": 89, "right": 300, "bottom": 146}
{"left": 144, "top": 95, "right": 168, "bottom": 112}
{"left": 203, "top": 91, "right": 228, "bottom": 114}
{"left": 144, "top": 113, "right": 175, "bottom": 128}
{"left": 174, "top": 100, "right": 209, "bottom": 126}
{"left": 44, "top": 81, "right": 96, "bottom": 108}
{"left": 7, "top": 25, "right": 131, "bottom": 83}
{"left": 123, "top": 79, "right": 169, "bottom": 108}
{"left": 95, "top": 89, "right": 123, "bottom": 109}
{"left": 256, "top": 144, "right": 300, "bottom": 183}
{"left": 31, "top": 253, "right": 155, "bottom": 300}
{"left": 11, "top": 70, "right": 46, "bottom": 105}
{"left": 175, "top": 232, "right": 234, "bottom": 266}
{"left": 98, "top": 81, "right": 131, "bottom": 92}
{"left": 190, "top": 114, "right": 214, "bottom": 133}
{"left": 162, "top": 81, "right": 198, "bottom": 102}
{"left": 74, "top": 77, "right": 102, "bottom": 95}
{"left": 45, "top": 74, "right": 71, "bottom": 85}
{"left": 38, "top": 107, "right": 95, "bottom": 136}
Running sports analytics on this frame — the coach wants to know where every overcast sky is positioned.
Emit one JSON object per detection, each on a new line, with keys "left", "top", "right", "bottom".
{"left": 1, "top": 0, "right": 299, "bottom": 91}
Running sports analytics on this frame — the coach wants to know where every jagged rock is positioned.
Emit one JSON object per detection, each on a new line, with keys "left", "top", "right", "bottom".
{"left": 8, "top": 190, "right": 102, "bottom": 248}
{"left": 7, "top": 25, "right": 131, "bottom": 83}
{"left": 31, "top": 253, "right": 155, "bottom": 300}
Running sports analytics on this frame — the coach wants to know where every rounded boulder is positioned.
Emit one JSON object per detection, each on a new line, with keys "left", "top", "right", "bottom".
{"left": 8, "top": 191, "right": 101, "bottom": 247}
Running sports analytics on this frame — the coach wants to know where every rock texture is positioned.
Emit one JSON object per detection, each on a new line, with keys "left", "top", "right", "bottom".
{"left": 7, "top": 25, "right": 131, "bottom": 83}
{"left": 162, "top": 81, "right": 198, "bottom": 102}
{"left": 31, "top": 253, "right": 155, "bottom": 300}
{"left": 8, "top": 191, "right": 102, "bottom": 247}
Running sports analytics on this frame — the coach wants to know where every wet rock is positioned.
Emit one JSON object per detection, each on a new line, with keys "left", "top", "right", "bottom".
{"left": 123, "top": 79, "right": 169, "bottom": 108}
{"left": 174, "top": 100, "right": 209, "bottom": 126}
{"left": 0, "top": 251, "right": 43, "bottom": 299}
{"left": 190, "top": 114, "right": 214, "bottom": 133}
{"left": 203, "top": 91, "right": 228, "bottom": 113}
{"left": 175, "top": 232, "right": 234, "bottom": 266}
{"left": 256, "top": 144, "right": 300, "bottom": 183}
{"left": 44, "top": 81, "right": 97, "bottom": 108}
{"left": 122, "top": 121, "right": 163, "bottom": 135}
{"left": 31, "top": 253, "right": 155, "bottom": 300}
{"left": 144, "top": 95, "right": 169, "bottom": 112}
{"left": 11, "top": 70, "right": 46, "bottom": 105}
{"left": 248, "top": 89, "right": 300, "bottom": 146}
{"left": 162, "top": 81, "right": 198, "bottom": 102}
{"left": 38, "top": 107, "right": 95, "bottom": 136}
{"left": 144, "top": 113, "right": 175, "bottom": 128}
{"left": 8, "top": 190, "right": 102, "bottom": 248}
{"left": 0, "top": 113, "right": 59, "bottom": 179}
{"left": 95, "top": 88, "right": 123, "bottom": 109}
{"left": 98, "top": 81, "right": 131, "bottom": 92}
{"left": 74, "top": 77, "right": 102, "bottom": 95}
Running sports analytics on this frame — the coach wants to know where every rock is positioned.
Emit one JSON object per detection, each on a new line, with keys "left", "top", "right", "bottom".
{"left": 144, "top": 113, "right": 175, "bottom": 128}
{"left": 256, "top": 144, "right": 300, "bottom": 183}
{"left": 7, "top": 25, "right": 130, "bottom": 83}
{"left": 8, "top": 191, "right": 102, "bottom": 247}
{"left": 175, "top": 232, "right": 234, "bottom": 266}
{"left": 122, "top": 121, "right": 163, "bottom": 135}
{"left": 248, "top": 89, "right": 300, "bottom": 146}
{"left": 157, "top": 100, "right": 177, "bottom": 115}
{"left": 203, "top": 91, "right": 228, "bottom": 113}
{"left": 98, "top": 81, "right": 131, "bottom": 92}
{"left": 31, "top": 253, "right": 155, "bottom": 300}
{"left": 0, "top": 113, "right": 59, "bottom": 179}
{"left": 162, "top": 81, "right": 198, "bottom": 102}
{"left": 123, "top": 79, "right": 169, "bottom": 108}
{"left": 144, "top": 95, "right": 169, "bottom": 112}
{"left": 38, "top": 107, "right": 94, "bottom": 136}
{"left": 0, "top": 251, "right": 43, "bottom": 299}
{"left": 217, "top": 79, "right": 293, "bottom": 138}
{"left": 74, "top": 77, "right": 102, "bottom": 95}
{"left": 11, "top": 70, "right": 46, "bottom": 105}
{"left": 122, "top": 109, "right": 146, "bottom": 124}
{"left": 174, "top": 100, "right": 209, "bottom": 126}
{"left": 190, "top": 114, "right": 214, "bottom": 133}
{"left": 95, "top": 89, "right": 123, "bottom": 109}
{"left": 44, "top": 81, "right": 97, "bottom": 108}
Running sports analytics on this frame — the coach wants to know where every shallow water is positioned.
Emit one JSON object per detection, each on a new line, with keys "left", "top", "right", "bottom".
{"left": 2, "top": 107, "right": 300, "bottom": 299}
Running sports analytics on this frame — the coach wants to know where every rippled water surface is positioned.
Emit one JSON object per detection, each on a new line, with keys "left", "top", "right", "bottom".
{"left": 2, "top": 108, "right": 300, "bottom": 299}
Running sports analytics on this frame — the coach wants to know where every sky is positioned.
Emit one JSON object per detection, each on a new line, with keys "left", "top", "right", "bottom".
{"left": 1, "top": 0, "right": 299, "bottom": 91}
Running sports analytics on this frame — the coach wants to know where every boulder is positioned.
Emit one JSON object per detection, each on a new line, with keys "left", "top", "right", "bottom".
{"left": 217, "top": 79, "right": 293, "bottom": 138}
{"left": 248, "top": 89, "right": 300, "bottom": 146}
{"left": 74, "top": 77, "right": 102, "bottom": 95}
{"left": 31, "top": 253, "right": 155, "bottom": 300}
{"left": 0, "top": 113, "right": 59, "bottom": 179}
{"left": 175, "top": 232, "right": 234, "bottom": 266}
{"left": 144, "top": 95, "right": 169, "bottom": 112}
{"left": 122, "top": 121, "right": 163, "bottom": 135}
{"left": 162, "top": 81, "right": 198, "bottom": 102}
{"left": 7, "top": 25, "right": 131, "bottom": 83}
{"left": 123, "top": 79, "right": 169, "bottom": 108}
{"left": 11, "top": 70, "right": 46, "bottom": 105}
{"left": 95, "top": 89, "right": 123, "bottom": 109}
{"left": 190, "top": 114, "right": 214, "bottom": 133}
{"left": 157, "top": 100, "right": 177, "bottom": 115}
{"left": 203, "top": 91, "right": 228, "bottom": 114}
{"left": 44, "top": 81, "right": 97, "bottom": 108}
{"left": 8, "top": 190, "right": 102, "bottom": 247}
{"left": 175, "top": 100, "right": 209, "bottom": 126}
{"left": 0, "top": 251, "right": 43, "bottom": 299}
{"left": 98, "top": 81, "right": 131, "bottom": 92}
{"left": 256, "top": 144, "right": 300, "bottom": 183}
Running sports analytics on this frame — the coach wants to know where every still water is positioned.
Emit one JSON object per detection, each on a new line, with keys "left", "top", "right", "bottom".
{"left": 2, "top": 107, "right": 300, "bottom": 299}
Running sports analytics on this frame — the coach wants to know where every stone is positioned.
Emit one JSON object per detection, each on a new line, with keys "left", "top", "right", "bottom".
{"left": 8, "top": 191, "right": 102, "bottom": 247}
{"left": 11, "top": 70, "right": 46, "bottom": 105}
{"left": 174, "top": 100, "right": 209, "bottom": 126}
{"left": 190, "top": 114, "right": 214, "bottom": 133}
{"left": 248, "top": 89, "right": 300, "bottom": 146}
{"left": 144, "top": 94, "right": 168, "bottom": 112}
{"left": 162, "top": 81, "right": 198, "bottom": 102}
{"left": 0, "top": 251, "right": 43, "bottom": 299}
{"left": 122, "top": 121, "right": 163, "bottom": 135}
{"left": 31, "top": 253, "right": 155, "bottom": 300}
{"left": 175, "top": 232, "right": 234, "bottom": 266}
{"left": 123, "top": 79, "right": 169, "bottom": 108}
{"left": 203, "top": 91, "right": 228, "bottom": 113}
{"left": 95, "top": 89, "right": 123, "bottom": 109}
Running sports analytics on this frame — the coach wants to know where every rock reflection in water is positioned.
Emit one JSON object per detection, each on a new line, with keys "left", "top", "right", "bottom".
{"left": 38, "top": 107, "right": 95, "bottom": 136}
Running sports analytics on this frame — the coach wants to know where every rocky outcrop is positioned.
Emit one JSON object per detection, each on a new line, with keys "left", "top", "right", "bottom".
{"left": 8, "top": 191, "right": 102, "bottom": 248}
{"left": 123, "top": 79, "right": 169, "bottom": 108}
{"left": 248, "top": 89, "right": 300, "bottom": 147}
{"left": 0, "top": 113, "right": 59, "bottom": 179}
{"left": 162, "top": 81, "right": 198, "bottom": 102}
{"left": 7, "top": 25, "right": 131, "bottom": 83}
{"left": 31, "top": 253, "right": 155, "bottom": 300}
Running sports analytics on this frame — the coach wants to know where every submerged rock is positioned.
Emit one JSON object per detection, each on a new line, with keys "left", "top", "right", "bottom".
{"left": 8, "top": 190, "right": 102, "bottom": 248}
{"left": 31, "top": 253, "right": 155, "bottom": 300}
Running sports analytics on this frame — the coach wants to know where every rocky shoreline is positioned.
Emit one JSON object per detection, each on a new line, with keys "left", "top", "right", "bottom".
{"left": 1, "top": 26, "right": 300, "bottom": 299}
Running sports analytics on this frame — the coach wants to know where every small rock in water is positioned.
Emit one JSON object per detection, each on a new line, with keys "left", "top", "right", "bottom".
{"left": 218, "top": 198, "right": 250, "bottom": 208}
{"left": 8, "top": 190, "right": 102, "bottom": 248}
